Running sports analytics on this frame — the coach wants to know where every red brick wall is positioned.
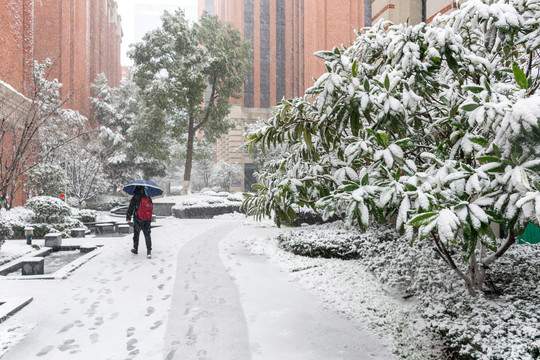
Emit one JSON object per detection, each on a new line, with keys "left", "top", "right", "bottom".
{"left": 34, "top": 0, "right": 122, "bottom": 125}
{"left": 0, "top": 0, "right": 34, "bottom": 207}
{"left": 0, "top": 0, "right": 34, "bottom": 96}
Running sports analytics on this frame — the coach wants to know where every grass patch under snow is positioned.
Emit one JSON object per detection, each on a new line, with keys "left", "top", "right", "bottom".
{"left": 244, "top": 221, "right": 540, "bottom": 360}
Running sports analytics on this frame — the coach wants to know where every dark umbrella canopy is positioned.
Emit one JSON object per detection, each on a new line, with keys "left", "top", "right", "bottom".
{"left": 121, "top": 180, "right": 164, "bottom": 199}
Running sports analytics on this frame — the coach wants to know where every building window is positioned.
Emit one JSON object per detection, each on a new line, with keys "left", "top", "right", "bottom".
{"left": 364, "top": 0, "right": 372, "bottom": 26}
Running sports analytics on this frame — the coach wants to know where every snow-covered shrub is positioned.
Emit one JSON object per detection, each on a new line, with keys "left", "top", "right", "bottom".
{"left": 0, "top": 212, "right": 13, "bottom": 251}
{"left": 86, "top": 194, "right": 126, "bottom": 211}
{"left": 171, "top": 193, "right": 244, "bottom": 218}
{"left": 278, "top": 222, "right": 540, "bottom": 359}
{"left": 2, "top": 204, "right": 83, "bottom": 238}
{"left": 25, "top": 196, "right": 71, "bottom": 223}
{"left": 244, "top": 0, "right": 540, "bottom": 295}
{"left": 72, "top": 209, "right": 98, "bottom": 223}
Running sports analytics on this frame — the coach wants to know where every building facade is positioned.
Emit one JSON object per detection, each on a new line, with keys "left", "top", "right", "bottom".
{"left": 33, "top": 0, "right": 122, "bottom": 125}
{"left": 0, "top": 0, "right": 122, "bottom": 207}
{"left": 199, "top": 0, "right": 461, "bottom": 192}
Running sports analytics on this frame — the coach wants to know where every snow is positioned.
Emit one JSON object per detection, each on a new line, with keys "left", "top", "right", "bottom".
{"left": 0, "top": 217, "right": 397, "bottom": 359}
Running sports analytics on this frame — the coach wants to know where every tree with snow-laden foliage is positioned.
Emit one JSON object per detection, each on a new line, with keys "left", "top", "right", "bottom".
{"left": 91, "top": 73, "right": 170, "bottom": 186}
{"left": 243, "top": 0, "right": 540, "bottom": 296}
{"left": 210, "top": 161, "right": 242, "bottom": 192}
{"left": 129, "top": 10, "right": 251, "bottom": 194}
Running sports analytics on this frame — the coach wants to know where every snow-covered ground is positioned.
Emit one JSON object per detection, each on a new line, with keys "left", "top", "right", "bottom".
{"left": 0, "top": 216, "right": 400, "bottom": 360}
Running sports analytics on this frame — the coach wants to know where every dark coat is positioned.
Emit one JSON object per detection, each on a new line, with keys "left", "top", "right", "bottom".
{"left": 126, "top": 186, "right": 152, "bottom": 222}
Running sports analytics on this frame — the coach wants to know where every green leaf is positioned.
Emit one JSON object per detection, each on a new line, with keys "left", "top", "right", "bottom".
{"left": 314, "top": 51, "right": 336, "bottom": 61}
{"left": 445, "top": 48, "right": 459, "bottom": 74}
{"left": 352, "top": 59, "right": 358, "bottom": 78}
{"left": 476, "top": 156, "right": 500, "bottom": 163}
{"left": 466, "top": 86, "right": 484, "bottom": 94}
{"left": 342, "top": 183, "right": 359, "bottom": 192}
{"left": 251, "top": 183, "right": 265, "bottom": 191}
{"left": 384, "top": 74, "right": 390, "bottom": 91}
{"left": 405, "top": 183, "right": 418, "bottom": 191}
{"left": 304, "top": 128, "right": 313, "bottom": 149}
{"left": 363, "top": 79, "right": 370, "bottom": 92}
{"left": 513, "top": 63, "right": 528, "bottom": 89}
{"left": 361, "top": 173, "right": 369, "bottom": 186}
{"left": 333, "top": 46, "right": 341, "bottom": 55}
{"left": 493, "top": 144, "right": 501, "bottom": 157}
{"left": 469, "top": 136, "right": 488, "bottom": 147}
{"left": 286, "top": 206, "right": 297, "bottom": 222}
{"left": 461, "top": 103, "right": 480, "bottom": 112}
{"left": 408, "top": 212, "right": 438, "bottom": 227}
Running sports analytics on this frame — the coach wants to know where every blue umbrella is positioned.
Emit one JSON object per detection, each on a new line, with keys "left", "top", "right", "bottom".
{"left": 121, "top": 180, "right": 164, "bottom": 199}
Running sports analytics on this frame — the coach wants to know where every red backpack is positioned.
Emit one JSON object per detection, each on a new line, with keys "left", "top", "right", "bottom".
{"left": 137, "top": 197, "right": 153, "bottom": 221}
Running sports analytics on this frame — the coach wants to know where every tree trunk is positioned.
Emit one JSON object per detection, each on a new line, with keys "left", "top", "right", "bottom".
{"left": 182, "top": 121, "right": 195, "bottom": 195}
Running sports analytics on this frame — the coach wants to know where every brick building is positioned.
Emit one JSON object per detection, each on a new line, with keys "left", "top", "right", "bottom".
{"left": 199, "top": 0, "right": 460, "bottom": 192}
{"left": 34, "top": 0, "right": 122, "bottom": 125}
{"left": 0, "top": 0, "right": 122, "bottom": 207}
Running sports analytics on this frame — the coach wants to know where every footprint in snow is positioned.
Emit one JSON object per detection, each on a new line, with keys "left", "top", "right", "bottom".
{"left": 58, "top": 323, "right": 74, "bottom": 333}
{"left": 58, "top": 339, "right": 79, "bottom": 352}
{"left": 126, "top": 338, "right": 138, "bottom": 351}
{"left": 127, "top": 327, "right": 135, "bottom": 337}
{"left": 36, "top": 345, "right": 54, "bottom": 356}
{"left": 150, "top": 320, "right": 162, "bottom": 330}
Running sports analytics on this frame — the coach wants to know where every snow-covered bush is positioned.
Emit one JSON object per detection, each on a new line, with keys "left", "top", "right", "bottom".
{"left": 278, "top": 222, "right": 540, "bottom": 359}
{"left": 171, "top": 192, "right": 244, "bottom": 218}
{"left": 1, "top": 204, "right": 83, "bottom": 238}
{"left": 72, "top": 209, "right": 98, "bottom": 223}
{"left": 24, "top": 196, "right": 71, "bottom": 223}
{"left": 0, "top": 212, "right": 13, "bottom": 251}
{"left": 86, "top": 194, "right": 126, "bottom": 211}
{"left": 244, "top": 0, "right": 540, "bottom": 295}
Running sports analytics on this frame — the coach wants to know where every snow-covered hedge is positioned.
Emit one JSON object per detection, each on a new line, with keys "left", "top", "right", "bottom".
{"left": 72, "top": 209, "right": 98, "bottom": 223}
{"left": 2, "top": 200, "right": 84, "bottom": 238}
{"left": 171, "top": 192, "right": 244, "bottom": 219}
{"left": 25, "top": 196, "right": 71, "bottom": 223}
{"left": 0, "top": 212, "right": 13, "bottom": 251}
{"left": 86, "top": 194, "right": 127, "bottom": 211}
{"left": 278, "top": 222, "right": 540, "bottom": 359}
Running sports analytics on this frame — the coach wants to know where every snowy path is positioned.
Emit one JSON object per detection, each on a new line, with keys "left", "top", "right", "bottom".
{"left": 0, "top": 218, "right": 395, "bottom": 360}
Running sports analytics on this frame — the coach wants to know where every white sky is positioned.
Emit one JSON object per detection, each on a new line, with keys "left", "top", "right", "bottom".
{"left": 116, "top": 0, "right": 199, "bottom": 66}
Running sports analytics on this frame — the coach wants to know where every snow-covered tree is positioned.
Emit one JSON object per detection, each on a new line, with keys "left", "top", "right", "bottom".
{"left": 244, "top": 0, "right": 540, "bottom": 296}
{"left": 0, "top": 60, "right": 89, "bottom": 209}
{"left": 65, "top": 137, "right": 108, "bottom": 210}
{"left": 91, "top": 73, "right": 169, "bottom": 188}
{"left": 210, "top": 161, "right": 242, "bottom": 192}
{"left": 188, "top": 140, "right": 216, "bottom": 191}
{"left": 129, "top": 10, "right": 252, "bottom": 193}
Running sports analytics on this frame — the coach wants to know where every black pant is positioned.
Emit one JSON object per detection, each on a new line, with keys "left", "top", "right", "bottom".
{"left": 133, "top": 219, "right": 152, "bottom": 252}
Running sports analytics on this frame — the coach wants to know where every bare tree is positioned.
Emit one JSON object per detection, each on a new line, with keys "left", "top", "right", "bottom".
{"left": 0, "top": 60, "right": 88, "bottom": 209}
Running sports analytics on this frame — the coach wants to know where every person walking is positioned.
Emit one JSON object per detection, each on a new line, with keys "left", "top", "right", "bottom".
{"left": 126, "top": 186, "right": 153, "bottom": 258}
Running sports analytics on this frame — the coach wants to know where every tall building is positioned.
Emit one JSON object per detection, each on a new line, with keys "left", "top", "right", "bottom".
{"left": 33, "top": 0, "right": 123, "bottom": 126}
{"left": 200, "top": 0, "right": 461, "bottom": 192}
{"left": 0, "top": 0, "right": 123, "bottom": 207}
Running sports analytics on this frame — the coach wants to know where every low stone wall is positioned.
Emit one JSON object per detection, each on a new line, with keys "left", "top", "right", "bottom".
{"left": 153, "top": 203, "right": 175, "bottom": 216}
{"left": 172, "top": 205, "right": 243, "bottom": 219}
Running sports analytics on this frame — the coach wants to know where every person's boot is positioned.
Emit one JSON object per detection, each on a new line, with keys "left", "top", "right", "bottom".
{"left": 131, "top": 248, "right": 138, "bottom": 255}
{"left": 147, "top": 250, "right": 152, "bottom": 259}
